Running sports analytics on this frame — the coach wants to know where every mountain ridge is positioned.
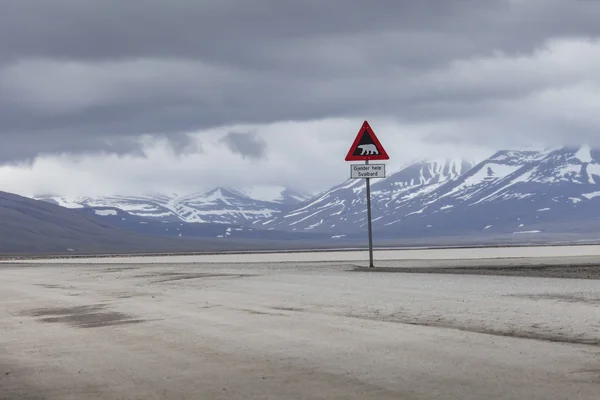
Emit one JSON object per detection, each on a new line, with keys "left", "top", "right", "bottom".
{"left": 29, "top": 145, "right": 600, "bottom": 241}
{"left": 0, "top": 191, "right": 340, "bottom": 254}
{"left": 35, "top": 185, "right": 312, "bottom": 225}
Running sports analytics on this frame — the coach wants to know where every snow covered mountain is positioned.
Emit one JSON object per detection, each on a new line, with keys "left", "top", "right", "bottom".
{"left": 258, "top": 146, "right": 600, "bottom": 239}
{"left": 165, "top": 187, "right": 304, "bottom": 224}
{"left": 237, "top": 186, "right": 310, "bottom": 204}
{"left": 36, "top": 194, "right": 182, "bottom": 221}
{"left": 259, "top": 158, "right": 475, "bottom": 235}
{"left": 36, "top": 186, "right": 311, "bottom": 225}
{"left": 33, "top": 146, "right": 600, "bottom": 242}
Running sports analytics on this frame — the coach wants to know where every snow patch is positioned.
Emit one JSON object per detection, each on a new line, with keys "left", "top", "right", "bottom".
{"left": 586, "top": 163, "right": 600, "bottom": 183}
{"left": 405, "top": 208, "right": 425, "bottom": 216}
{"left": 583, "top": 191, "right": 600, "bottom": 200}
{"left": 556, "top": 164, "right": 581, "bottom": 180}
{"left": 238, "top": 185, "right": 308, "bottom": 203}
{"left": 94, "top": 209, "right": 117, "bottom": 216}
{"left": 239, "top": 185, "right": 286, "bottom": 202}
{"left": 306, "top": 219, "right": 324, "bottom": 230}
{"left": 446, "top": 163, "right": 521, "bottom": 199}
{"left": 53, "top": 197, "right": 85, "bottom": 208}
{"left": 469, "top": 168, "right": 536, "bottom": 206}
{"left": 575, "top": 144, "right": 593, "bottom": 163}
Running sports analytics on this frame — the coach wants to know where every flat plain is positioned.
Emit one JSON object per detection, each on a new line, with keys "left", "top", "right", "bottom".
{"left": 1, "top": 248, "right": 600, "bottom": 399}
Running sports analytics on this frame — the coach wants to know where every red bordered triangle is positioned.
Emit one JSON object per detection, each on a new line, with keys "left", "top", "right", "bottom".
{"left": 345, "top": 121, "right": 389, "bottom": 161}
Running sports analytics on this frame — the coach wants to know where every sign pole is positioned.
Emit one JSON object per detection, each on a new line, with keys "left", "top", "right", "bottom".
{"left": 344, "top": 120, "right": 388, "bottom": 269}
{"left": 365, "top": 160, "right": 374, "bottom": 268}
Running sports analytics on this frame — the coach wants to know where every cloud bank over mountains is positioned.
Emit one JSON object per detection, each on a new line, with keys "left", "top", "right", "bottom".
{"left": 1, "top": 0, "right": 600, "bottom": 195}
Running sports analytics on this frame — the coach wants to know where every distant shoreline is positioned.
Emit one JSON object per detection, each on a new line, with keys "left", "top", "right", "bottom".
{"left": 3, "top": 240, "right": 600, "bottom": 261}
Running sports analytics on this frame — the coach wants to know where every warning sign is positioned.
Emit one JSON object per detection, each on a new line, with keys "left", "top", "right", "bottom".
{"left": 344, "top": 121, "right": 389, "bottom": 161}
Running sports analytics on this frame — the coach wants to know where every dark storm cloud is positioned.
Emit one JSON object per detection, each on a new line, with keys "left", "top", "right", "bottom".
{"left": 2, "top": 0, "right": 600, "bottom": 161}
{"left": 0, "top": 133, "right": 145, "bottom": 164}
{"left": 3, "top": 1, "right": 599, "bottom": 65}
{"left": 220, "top": 131, "right": 267, "bottom": 160}
{"left": 164, "top": 133, "right": 199, "bottom": 156}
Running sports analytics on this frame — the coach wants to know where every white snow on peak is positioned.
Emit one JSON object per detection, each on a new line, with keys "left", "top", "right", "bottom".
{"left": 575, "top": 144, "right": 593, "bottom": 163}
{"left": 180, "top": 188, "right": 249, "bottom": 207}
{"left": 418, "top": 158, "right": 473, "bottom": 176}
{"left": 41, "top": 196, "right": 85, "bottom": 209}
{"left": 383, "top": 158, "right": 472, "bottom": 194}
{"left": 586, "top": 163, "right": 600, "bottom": 184}
{"left": 538, "top": 146, "right": 564, "bottom": 158}
{"left": 451, "top": 163, "right": 521, "bottom": 195}
{"left": 407, "top": 156, "right": 479, "bottom": 170}
{"left": 491, "top": 149, "right": 552, "bottom": 163}
{"left": 239, "top": 185, "right": 292, "bottom": 203}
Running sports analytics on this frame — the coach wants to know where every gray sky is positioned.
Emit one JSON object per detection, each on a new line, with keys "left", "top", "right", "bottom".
{"left": 2, "top": 0, "right": 600, "bottom": 197}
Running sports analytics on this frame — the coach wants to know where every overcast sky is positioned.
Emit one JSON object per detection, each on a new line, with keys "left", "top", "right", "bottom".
{"left": 2, "top": 0, "right": 600, "bottom": 197}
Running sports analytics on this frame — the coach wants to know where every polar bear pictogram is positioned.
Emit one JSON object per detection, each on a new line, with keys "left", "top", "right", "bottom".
{"left": 358, "top": 144, "right": 379, "bottom": 155}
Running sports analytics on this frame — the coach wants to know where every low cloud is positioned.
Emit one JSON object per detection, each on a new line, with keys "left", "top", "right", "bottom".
{"left": 0, "top": 119, "right": 495, "bottom": 198}
{"left": 220, "top": 131, "right": 267, "bottom": 160}
{"left": 1, "top": 1, "right": 600, "bottom": 195}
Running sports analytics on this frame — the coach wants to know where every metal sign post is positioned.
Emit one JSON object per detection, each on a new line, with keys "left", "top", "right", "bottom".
{"left": 365, "top": 160, "right": 374, "bottom": 268}
{"left": 345, "top": 121, "right": 389, "bottom": 268}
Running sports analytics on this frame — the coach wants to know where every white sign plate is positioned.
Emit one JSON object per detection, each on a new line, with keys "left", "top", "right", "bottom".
{"left": 350, "top": 164, "right": 386, "bottom": 179}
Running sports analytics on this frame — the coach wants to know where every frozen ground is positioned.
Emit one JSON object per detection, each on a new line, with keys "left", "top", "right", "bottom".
{"left": 0, "top": 260, "right": 599, "bottom": 399}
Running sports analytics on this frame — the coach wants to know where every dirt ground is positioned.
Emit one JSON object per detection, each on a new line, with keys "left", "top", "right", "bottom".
{"left": 1, "top": 261, "right": 599, "bottom": 399}
{"left": 355, "top": 264, "right": 600, "bottom": 279}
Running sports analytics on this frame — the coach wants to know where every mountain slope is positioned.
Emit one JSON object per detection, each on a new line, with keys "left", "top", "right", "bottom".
{"left": 259, "top": 147, "right": 600, "bottom": 239}
{"left": 36, "top": 186, "right": 311, "bottom": 225}
{"left": 259, "top": 159, "right": 475, "bottom": 235}
{"left": 0, "top": 191, "right": 339, "bottom": 254}
{"left": 0, "top": 191, "right": 188, "bottom": 253}
{"left": 374, "top": 150, "right": 552, "bottom": 229}
{"left": 37, "top": 194, "right": 180, "bottom": 221}
{"left": 25, "top": 145, "right": 600, "bottom": 244}
{"left": 173, "top": 188, "right": 289, "bottom": 224}
{"left": 237, "top": 186, "right": 311, "bottom": 204}
{"left": 366, "top": 146, "right": 600, "bottom": 238}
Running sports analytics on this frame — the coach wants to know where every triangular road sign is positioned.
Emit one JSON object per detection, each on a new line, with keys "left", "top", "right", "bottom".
{"left": 345, "top": 121, "right": 389, "bottom": 161}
